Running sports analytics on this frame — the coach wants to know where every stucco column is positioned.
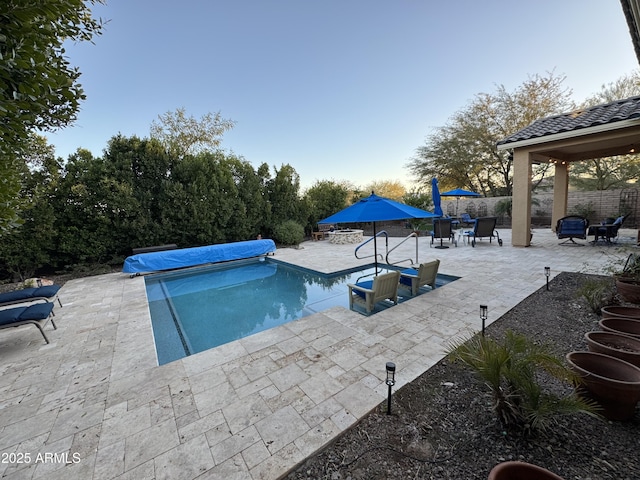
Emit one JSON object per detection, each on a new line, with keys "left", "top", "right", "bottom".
{"left": 512, "top": 150, "right": 532, "bottom": 246}
{"left": 551, "top": 162, "right": 569, "bottom": 232}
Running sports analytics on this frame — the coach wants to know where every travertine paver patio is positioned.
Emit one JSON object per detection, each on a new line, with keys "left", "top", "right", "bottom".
{"left": 0, "top": 228, "right": 636, "bottom": 479}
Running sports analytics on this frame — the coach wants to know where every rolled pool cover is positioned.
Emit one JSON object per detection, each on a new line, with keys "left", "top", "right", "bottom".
{"left": 122, "top": 239, "right": 276, "bottom": 274}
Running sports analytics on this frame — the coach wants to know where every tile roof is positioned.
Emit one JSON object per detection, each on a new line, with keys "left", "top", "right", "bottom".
{"left": 497, "top": 95, "right": 640, "bottom": 147}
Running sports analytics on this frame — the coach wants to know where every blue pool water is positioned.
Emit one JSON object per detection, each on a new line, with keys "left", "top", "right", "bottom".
{"left": 145, "top": 258, "right": 458, "bottom": 365}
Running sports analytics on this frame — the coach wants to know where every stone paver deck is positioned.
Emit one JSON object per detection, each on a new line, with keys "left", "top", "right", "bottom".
{"left": 0, "top": 228, "right": 636, "bottom": 479}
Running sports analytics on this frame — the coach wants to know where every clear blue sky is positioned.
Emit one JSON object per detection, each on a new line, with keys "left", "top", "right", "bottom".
{"left": 46, "top": 0, "right": 638, "bottom": 190}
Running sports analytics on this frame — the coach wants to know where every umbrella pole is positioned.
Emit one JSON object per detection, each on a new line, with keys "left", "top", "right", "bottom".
{"left": 373, "top": 222, "right": 378, "bottom": 275}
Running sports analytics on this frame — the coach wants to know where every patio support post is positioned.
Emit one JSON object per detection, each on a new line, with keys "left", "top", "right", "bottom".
{"left": 551, "top": 162, "right": 569, "bottom": 232}
{"left": 512, "top": 150, "right": 532, "bottom": 247}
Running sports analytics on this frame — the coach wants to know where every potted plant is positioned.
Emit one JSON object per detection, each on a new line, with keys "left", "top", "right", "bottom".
{"left": 488, "top": 461, "right": 565, "bottom": 480}
{"left": 614, "top": 253, "right": 640, "bottom": 304}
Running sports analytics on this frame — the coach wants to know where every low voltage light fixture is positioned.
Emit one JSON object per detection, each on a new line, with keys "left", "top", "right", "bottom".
{"left": 480, "top": 305, "right": 488, "bottom": 336}
{"left": 545, "top": 266, "right": 551, "bottom": 291}
{"left": 385, "top": 362, "right": 396, "bottom": 415}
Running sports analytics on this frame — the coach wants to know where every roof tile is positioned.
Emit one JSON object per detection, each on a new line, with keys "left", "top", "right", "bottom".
{"left": 497, "top": 95, "right": 640, "bottom": 146}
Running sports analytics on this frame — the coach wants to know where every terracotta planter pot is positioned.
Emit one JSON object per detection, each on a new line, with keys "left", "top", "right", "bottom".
{"left": 585, "top": 331, "right": 640, "bottom": 367}
{"left": 615, "top": 279, "right": 640, "bottom": 304}
{"left": 488, "top": 461, "right": 564, "bottom": 480}
{"left": 599, "top": 317, "right": 640, "bottom": 339}
{"left": 566, "top": 351, "right": 640, "bottom": 421}
{"left": 601, "top": 305, "right": 640, "bottom": 320}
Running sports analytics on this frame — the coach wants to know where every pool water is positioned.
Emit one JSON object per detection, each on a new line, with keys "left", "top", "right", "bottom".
{"left": 145, "top": 258, "right": 458, "bottom": 365}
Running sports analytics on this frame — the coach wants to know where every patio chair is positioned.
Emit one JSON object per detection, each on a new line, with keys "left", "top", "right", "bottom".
{"left": 430, "top": 219, "right": 457, "bottom": 248}
{"left": 588, "top": 214, "right": 627, "bottom": 245}
{"left": 0, "top": 285, "right": 62, "bottom": 309}
{"left": 556, "top": 215, "right": 589, "bottom": 245}
{"left": 465, "top": 216, "right": 503, "bottom": 247}
{"left": 399, "top": 259, "right": 440, "bottom": 296}
{"left": 459, "top": 213, "right": 475, "bottom": 227}
{"left": 0, "top": 302, "right": 56, "bottom": 344}
{"left": 348, "top": 270, "right": 400, "bottom": 314}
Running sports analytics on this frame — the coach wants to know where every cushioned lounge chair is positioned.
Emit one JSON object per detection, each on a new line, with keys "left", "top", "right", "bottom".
{"left": 465, "top": 216, "right": 503, "bottom": 247}
{"left": 0, "top": 285, "right": 62, "bottom": 308}
{"left": 588, "top": 214, "right": 626, "bottom": 245}
{"left": 348, "top": 270, "right": 400, "bottom": 314}
{"left": 399, "top": 259, "right": 440, "bottom": 296}
{"left": 556, "top": 215, "right": 589, "bottom": 245}
{"left": 459, "top": 213, "right": 475, "bottom": 227}
{"left": 430, "top": 219, "right": 457, "bottom": 248}
{"left": 0, "top": 303, "right": 56, "bottom": 344}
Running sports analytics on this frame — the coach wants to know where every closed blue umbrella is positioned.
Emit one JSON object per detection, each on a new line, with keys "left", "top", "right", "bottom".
{"left": 432, "top": 178, "right": 443, "bottom": 217}
{"left": 319, "top": 192, "right": 438, "bottom": 272}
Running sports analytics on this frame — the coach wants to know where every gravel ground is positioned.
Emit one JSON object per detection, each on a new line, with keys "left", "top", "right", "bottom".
{"left": 285, "top": 272, "right": 640, "bottom": 480}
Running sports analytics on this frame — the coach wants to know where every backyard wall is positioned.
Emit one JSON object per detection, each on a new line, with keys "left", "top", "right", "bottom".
{"left": 443, "top": 188, "right": 639, "bottom": 228}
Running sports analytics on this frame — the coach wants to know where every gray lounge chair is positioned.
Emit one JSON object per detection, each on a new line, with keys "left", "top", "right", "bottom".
{"left": 465, "top": 216, "right": 503, "bottom": 247}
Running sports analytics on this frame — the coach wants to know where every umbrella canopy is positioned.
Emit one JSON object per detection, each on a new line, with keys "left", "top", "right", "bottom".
{"left": 319, "top": 192, "right": 438, "bottom": 273}
{"left": 440, "top": 188, "right": 481, "bottom": 217}
{"left": 439, "top": 188, "right": 481, "bottom": 197}
{"left": 432, "top": 178, "right": 443, "bottom": 217}
{"left": 319, "top": 192, "right": 438, "bottom": 224}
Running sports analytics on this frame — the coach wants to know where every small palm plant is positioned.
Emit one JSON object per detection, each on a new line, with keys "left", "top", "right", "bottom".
{"left": 448, "top": 330, "right": 599, "bottom": 434}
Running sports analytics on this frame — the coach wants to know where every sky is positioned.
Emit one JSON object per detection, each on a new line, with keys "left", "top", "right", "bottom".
{"left": 45, "top": 0, "right": 638, "bottom": 191}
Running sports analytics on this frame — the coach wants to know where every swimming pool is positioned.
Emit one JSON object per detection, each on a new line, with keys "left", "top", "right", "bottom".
{"left": 145, "top": 258, "right": 458, "bottom": 365}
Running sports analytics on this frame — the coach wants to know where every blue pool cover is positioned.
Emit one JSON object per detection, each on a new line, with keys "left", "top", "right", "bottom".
{"left": 122, "top": 239, "right": 276, "bottom": 274}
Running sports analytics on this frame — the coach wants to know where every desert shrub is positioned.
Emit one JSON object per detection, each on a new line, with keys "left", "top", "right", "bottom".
{"left": 273, "top": 220, "right": 305, "bottom": 246}
{"left": 448, "top": 331, "right": 598, "bottom": 434}
{"left": 576, "top": 278, "right": 616, "bottom": 313}
{"left": 570, "top": 201, "right": 596, "bottom": 219}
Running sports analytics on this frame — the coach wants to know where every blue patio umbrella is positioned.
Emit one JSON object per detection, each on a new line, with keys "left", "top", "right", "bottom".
{"left": 440, "top": 188, "right": 481, "bottom": 217}
{"left": 432, "top": 178, "right": 443, "bottom": 217}
{"left": 319, "top": 192, "right": 438, "bottom": 272}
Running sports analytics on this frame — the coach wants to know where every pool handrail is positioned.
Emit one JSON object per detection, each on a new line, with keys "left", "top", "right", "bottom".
{"left": 354, "top": 230, "right": 388, "bottom": 264}
{"left": 386, "top": 232, "right": 418, "bottom": 266}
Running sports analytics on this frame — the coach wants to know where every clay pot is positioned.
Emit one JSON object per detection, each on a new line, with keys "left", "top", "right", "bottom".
{"left": 488, "top": 461, "right": 564, "bottom": 480}
{"left": 599, "top": 317, "right": 640, "bottom": 339}
{"left": 585, "top": 331, "right": 640, "bottom": 367}
{"left": 566, "top": 351, "right": 640, "bottom": 421}
{"left": 601, "top": 305, "right": 640, "bottom": 320}
{"left": 615, "top": 279, "right": 640, "bottom": 304}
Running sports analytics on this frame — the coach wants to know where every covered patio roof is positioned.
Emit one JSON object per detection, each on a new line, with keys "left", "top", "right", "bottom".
{"left": 497, "top": 95, "right": 640, "bottom": 246}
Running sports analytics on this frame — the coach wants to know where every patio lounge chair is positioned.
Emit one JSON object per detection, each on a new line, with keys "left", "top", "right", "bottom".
{"left": 348, "top": 270, "right": 400, "bottom": 314}
{"left": 459, "top": 213, "right": 475, "bottom": 227}
{"left": 588, "top": 214, "right": 627, "bottom": 245}
{"left": 0, "top": 285, "right": 62, "bottom": 309}
{"left": 0, "top": 302, "right": 56, "bottom": 344}
{"left": 556, "top": 215, "right": 589, "bottom": 245}
{"left": 465, "top": 216, "right": 503, "bottom": 247}
{"left": 399, "top": 259, "right": 440, "bottom": 296}
{"left": 430, "top": 219, "right": 457, "bottom": 248}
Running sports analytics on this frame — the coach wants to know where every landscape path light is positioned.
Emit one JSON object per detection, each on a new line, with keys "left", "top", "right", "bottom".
{"left": 480, "top": 305, "right": 488, "bottom": 336}
{"left": 385, "top": 362, "right": 396, "bottom": 415}
{"left": 545, "top": 266, "right": 551, "bottom": 291}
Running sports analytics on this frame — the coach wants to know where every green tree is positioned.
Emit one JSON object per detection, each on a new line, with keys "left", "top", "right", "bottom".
{"left": 0, "top": 0, "right": 104, "bottom": 231}
{"left": 362, "top": 180, "right": 406, "bottom": 201}
{"left": 409, "top": 72, "right": 572, "bottom": 196}
{"left": 402, "top": 188, "right": 432, "bottom": 211}
{"left": 264, "top": 164, "right": 305, "bottom": 237}
{"left": 304, "top": 180, "right": 351, "bottom": 229}
{"left": 0, "top": 135, "right": 60, "bottom": 279}
{"left": 570, "top": 70, "right": 640, "bottom": 190}
{"left": 150, "top": 107, "right": 235, "bottom": 159}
